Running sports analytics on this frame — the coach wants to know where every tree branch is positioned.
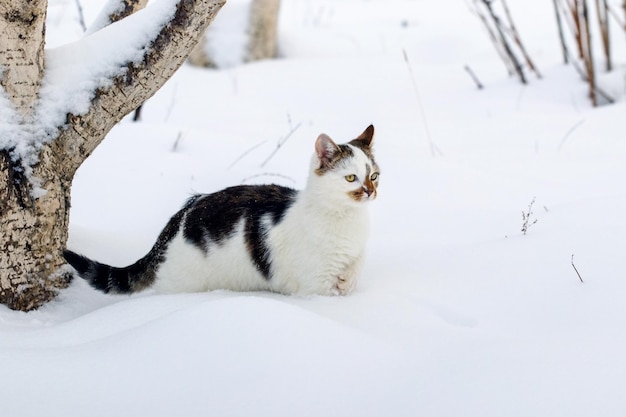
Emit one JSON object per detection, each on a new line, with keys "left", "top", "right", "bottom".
{"left": 56, "top": 0, "right": 225, "bottom": 179}
{"left": 87, "top": 0, "right": 148, "bottom": 34}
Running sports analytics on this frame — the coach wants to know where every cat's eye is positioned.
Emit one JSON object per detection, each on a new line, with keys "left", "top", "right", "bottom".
{"left": 345, "top": 174, "right": 356, "bottom": 183}
{"left": 371, "top": 172, "right": 379, "bottom": 181}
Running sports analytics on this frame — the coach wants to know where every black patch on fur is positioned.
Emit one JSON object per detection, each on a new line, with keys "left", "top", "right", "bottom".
{"left": 182, "top": 185, "right": 298, "bottom": 279}
{"left": 63, "top": 249, "right": 133, "bottom": 293}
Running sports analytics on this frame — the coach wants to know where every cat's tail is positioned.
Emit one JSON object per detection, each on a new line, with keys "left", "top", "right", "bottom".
{"left": 63, "top": 250, "right": 154, "bottom": 294}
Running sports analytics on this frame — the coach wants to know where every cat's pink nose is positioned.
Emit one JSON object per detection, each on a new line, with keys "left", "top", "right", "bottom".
{"left": 363, "top": 187, "right": 373, "bottom": 197}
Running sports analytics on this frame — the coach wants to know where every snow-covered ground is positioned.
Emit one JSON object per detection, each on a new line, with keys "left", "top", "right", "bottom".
{"left": 3, "top": 0, "right": 626, "bottom": 416}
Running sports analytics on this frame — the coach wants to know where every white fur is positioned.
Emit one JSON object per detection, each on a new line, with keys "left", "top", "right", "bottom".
{"left": 152, "top": 146, "right": 375, "bottom": 296}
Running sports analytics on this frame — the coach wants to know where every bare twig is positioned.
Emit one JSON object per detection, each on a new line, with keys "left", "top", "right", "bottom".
{"left": 595, "top": 0, "right": 611, "bottom": 71}
{"left": 479, "top": 0, "right": 527, "bottom": 84}
{"left": 580, "top": 0, "right": 597, "bottom": 105}
{"left": 74, "top": 0, "right": 87, "bottom": 32}
{"left": 564, "top": 50, "right": 614, "bottom": 104}
{"left": 521, "top": 197, "right": 538, "bottom": 235}
{"left": 171, "top": 131, "right": 183, "bottom": 152}
{"left": 403, "top": 49, "right": 443, "bottom": 157}
{"left": 571, "top": 254, "right": 584, "bottom": 283}
{"left": 464, "top": 65, "right": 484, "bottom": 89}
{"left": 260, "top": 121, "right": 302, "bottom": 167}
{"left": 606, "top": 3, "right": 625, "bottom": 27}
{"left": 557, "top": 119, "right": 585, "bottom": 150}
{"left": 228, "top": 140, "right": 268, "bottom": 170}
{"left": 469, "top": 2, "right": 515, "bottom": 75}
{"left": 501, "top": 0, "right": 542, "bottom": 78}
{"left": 553, "top": 0, "right": 570, "bottom": 63}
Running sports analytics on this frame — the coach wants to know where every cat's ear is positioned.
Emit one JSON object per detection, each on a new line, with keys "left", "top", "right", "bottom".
{"left": 315, "top": 133, "right": 340, "bottom": 166}
{"left": 353, "top": 124, "right": 375, "bottom": 149}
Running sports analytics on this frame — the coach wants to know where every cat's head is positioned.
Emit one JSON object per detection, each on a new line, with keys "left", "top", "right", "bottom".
{"left": 311, "top": 125, "right": 380, "bottom": 205}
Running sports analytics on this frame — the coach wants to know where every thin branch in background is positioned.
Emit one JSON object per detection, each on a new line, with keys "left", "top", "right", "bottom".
{"left": 559, "top": 0, "right": 601, "bottom": 106}
{"left": 478, "top": 0, "right": 527, "bottom": 84}
{"left": 75, "top": 0, "right": 87, "bottom": 32}
{"left": 564, "top": 50, "right": 614, "bottom": 104}
{"left": 501, "top": 0, "right": 542, "bottom": 78}
{"left": 469, "top": 2, "right": 516, "bottom": 75}
{"left": 579, "top": 0, "right": 597, "bottom": 106}
{"left": 571, "top": 254, "right": 585, "bottom": 283}
{"left": 568, "top": 0, "right": 585, "bottom": 59}
{"left": 260, "top": 120, "right": 302, "bottom": 167}
{"left": 557, "top": 118, "right": 585, "bottom": 150}
{"left": 171, "top": 131, "right": 184, "bottom": 152}
{"left": 464, "top": 65, "right": 484, "bottom": 89}
{"left": 595, "top": 0, "right": 611, "bottom": 71}
{"left": 228, "top": 140, "right": 268, "bottom": 170}
{"left": 403, "top": 49, "right": 443, "bottom": 157}
{"left": 553, "top": 0, "right": 570, "bottom": 63}
{"left": 606, "top": 3, "right": 625, "bottom": 28}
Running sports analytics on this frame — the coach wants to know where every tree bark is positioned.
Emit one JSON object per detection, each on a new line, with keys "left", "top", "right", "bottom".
{"left": 0, "top": 0, "right": 46, "bottom": 117}
{"left": 0, "top": 0, "right": 225, "bottom": 311}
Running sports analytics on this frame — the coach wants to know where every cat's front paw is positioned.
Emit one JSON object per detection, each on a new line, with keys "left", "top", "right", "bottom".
{"left": 333, "top": 275, "right": 356, "bottom": 295}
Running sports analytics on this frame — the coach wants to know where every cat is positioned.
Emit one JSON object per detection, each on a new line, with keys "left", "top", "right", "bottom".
{"left": 64, "top": 125, "right": 380, "bottom": 296}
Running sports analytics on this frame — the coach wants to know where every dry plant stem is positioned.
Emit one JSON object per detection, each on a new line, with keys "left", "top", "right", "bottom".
{"left": 557, "top": 119, "right": 585, "bottom": 150}
{"left": 480, "top": 0, "right": 527, "bottom": 84}
{"left": 464, "top": 65, "right": 484, "bottom": 89}
{"left": 580, "top": 0, "right": 597, "bottom": 106}
{"left": 228, "top": 140, "right": 268, "bottom": 170}
{"left": 553, "top": 0, "right": 570, "bottom": 63}
{"left": 403, "top": 49, "right": 443, "bottom": 157}
{"left": 501, "top": 0, "right": 542, "bottom": 78}
{"left": 261, "top": 121, "right": 302, "bottom": 167}
{"left": 569, "top": 0, "right": 585, "bottom": 59}
{"left": 571, "top": 254, "right": 584, "bottom": 283}
{"left": 558, "top": 0, "right": 580, "bottom": 47}
{"left": 521, "top": 197, "right": 538, "bottom": 235}
{"left": 595, "top": 0, "right": 611, "bottom": 71}
{"left": 606, "top": 4, "right": 625, "bottom": 27}
{"left": 471, "top": 1, "right": 515, "bottom": 75}
{"left": 565, "top": 50, "right": 614, "bottom": 103}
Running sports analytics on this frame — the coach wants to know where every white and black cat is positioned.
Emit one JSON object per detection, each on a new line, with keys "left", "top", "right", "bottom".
{"left": 64, "top": 125, "right": 380, "bottom": 296}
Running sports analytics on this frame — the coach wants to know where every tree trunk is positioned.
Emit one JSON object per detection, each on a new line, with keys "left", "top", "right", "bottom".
{"left": 0, "top": 0, "right": 225, "bottom": 311}
{"left": 188, "top": 0, "right": 280, "bottom": 68}
{"left": 0, "top": 0, "right": 46, "bottom": 117}
{"left": 0, "top": 148, "right": 72, "bottom": 311}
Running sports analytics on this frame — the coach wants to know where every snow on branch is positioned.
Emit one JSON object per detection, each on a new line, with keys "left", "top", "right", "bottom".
{"left": 86, "top": 0, "right": 149, "bottom": 35}
{"left": 48, "top": 0, "right": 225, "bottom": 179}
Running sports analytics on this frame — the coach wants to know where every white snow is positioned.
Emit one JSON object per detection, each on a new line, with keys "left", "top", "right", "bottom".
{"left": 2, "top": 0, "right": 626, "bottom": 416}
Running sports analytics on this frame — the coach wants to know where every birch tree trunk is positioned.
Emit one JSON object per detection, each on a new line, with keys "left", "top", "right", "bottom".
{"left": 188, "top": 0, "right": 280, "bottom": 68}
{"left": 0, "top": 0, "right": 225, "bottom": 311}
